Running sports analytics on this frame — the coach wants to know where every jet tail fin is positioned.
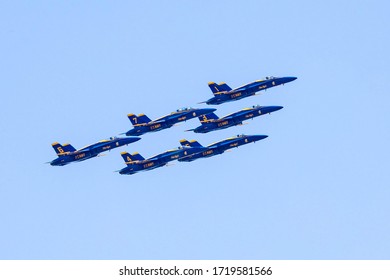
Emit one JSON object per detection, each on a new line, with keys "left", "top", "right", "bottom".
{"left": 130, "top": 152, "right": 145, "bottom": 161}
{"left": 208, "top": 82, "right": 231, "bottom": 95}
{"left": 217, "top": 82, "right": 232, "bottom": 92}
{"left": 51, "top": 142, "right": 66, "bottom": 156}
{"left": 120, "top": 152, "right": 133, "bottom": 166}
{"left": 63, "top": 143, "right": 76, "bottom": 153}
{"left": 180, "top": 139, "right": 203, "bottom": 148}
{"left": 188, "top": 140, "right": 203, "bottom": 148}
{"left": 179, "top": 139, "right": 191, "bottom": 147}
{"left": 198, "top": 112, "right": 219, "bottom": 123}
{"left": 127, "top": 113, "right": 152, "bottom": 126}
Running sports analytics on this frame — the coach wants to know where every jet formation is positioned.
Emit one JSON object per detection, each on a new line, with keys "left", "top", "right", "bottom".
{"left": 49, "top": 75, "right": 296, "bottom": 174}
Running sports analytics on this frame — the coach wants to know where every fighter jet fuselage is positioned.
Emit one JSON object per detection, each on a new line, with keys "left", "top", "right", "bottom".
{"left": 178, "top": 135, "right": 268, "bottom": 162}
{"left": 50, "top": 137, "right": 141, "bottom": 166}
{"left": 204, "top": 76, "right": 297, "bottom": 105}
{"left": 118, "top": 145, "right": 207, "bottom": 175}
{"left": 190, "top": 105, "right": 283, "bottom": 134}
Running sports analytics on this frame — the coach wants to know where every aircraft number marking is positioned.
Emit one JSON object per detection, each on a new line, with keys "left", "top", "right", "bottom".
{"left": 57, "top": 147, "right": 64, "bottom": 153}
{"left": 132, "top": 117, "right": 137, "bottom": 124}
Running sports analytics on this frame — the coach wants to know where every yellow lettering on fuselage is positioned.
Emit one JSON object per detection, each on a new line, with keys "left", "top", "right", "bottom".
{"left": 75, "top": 153, "right": 86, "bottom": 159}
{"left": 245, "top": 113, "right": 254, "bottom": 118}
{"left": 218, "top": 121, "right": 229, "bottom": 127}
{"left": 150, "top": 124, "right": 162, "bottom": 130}
{"left": 231, "top": 92, "right": 242, "bottom": 99}
{"left": 178, "top": 116, "right": 187, "bottom": 121}
{"left": 102, "top": 145, "right": 111, "bottom": 150}
{"left": 229, "top": 142, "right": 238, "bottom": 147}
{"left": 144, "top": 162, "right": 154, "bottom": 168}
{"left": 202, "top": 150, "right": 214, "bottom": 156}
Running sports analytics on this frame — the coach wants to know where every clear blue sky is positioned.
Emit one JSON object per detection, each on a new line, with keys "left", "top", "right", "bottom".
{"left": 1, "top": 1, "right": 389, "bottom": 259}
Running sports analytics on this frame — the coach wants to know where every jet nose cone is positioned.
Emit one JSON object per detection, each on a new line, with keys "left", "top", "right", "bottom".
{"left": 285, "top": 76, "right": 297, "bottom": 83}
{"left": 124, "top": 136, "right": 141, "bottom": 143}
{"left": 252, "top": 135, "right": 268, "bottom": 141}
{"left": 266, "top": 106, "right": 283, "bottom": 113}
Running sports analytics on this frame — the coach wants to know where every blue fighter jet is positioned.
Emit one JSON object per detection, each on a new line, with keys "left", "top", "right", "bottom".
{"left": 188, "top": 105, "right": 283, "bottom": 133}
{"left": 178, "top": 134, "right": 268, "bottom": 162}
{"left": 125, "top": 107, "right": 216, "bottom": 136}
{"left": 50, "top": 136, "right": 141, "bottom": 166}
{"left": 201, "top": 76, "right": 297, "bottom": 105}
{"left": 118, "top": 145, "right": 207, "bottom": 175}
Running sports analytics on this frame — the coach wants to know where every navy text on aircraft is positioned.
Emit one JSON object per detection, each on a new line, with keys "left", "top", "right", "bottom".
{"left": 178, "top": 134, "right": 268, "bottom": 162}
{"left": 188, "top": 105, "right": 283, "bottom": 133}
{"left": 201, "top": 76, "right": 297, "bottom": 105}
{"left": 125, "top": 107, "right": 216, "bottom": 136}
{"left": 50, "top": 136, "right": 141, "bottom": 166}
{"left": 118, "top": 145, "right": 207, "bottom": 175}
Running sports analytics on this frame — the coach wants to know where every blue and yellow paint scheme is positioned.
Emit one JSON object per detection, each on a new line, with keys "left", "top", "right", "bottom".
{"left": 50, "top": 136, "right": 141, "bottom": 166}
{"left": 188, "top": 105, "right": 283, "bottom": 133}
{"left": 125, "top": 107, "right": 217, "bottom": 136}
{"left": 117, "top": 145, "right": 207, "bottom": 175}
{"left": 201, "top": 76, "right": 297, "bottom": 105}
{"left": 178, "top": 134, "right": 268, "bottom": 162}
